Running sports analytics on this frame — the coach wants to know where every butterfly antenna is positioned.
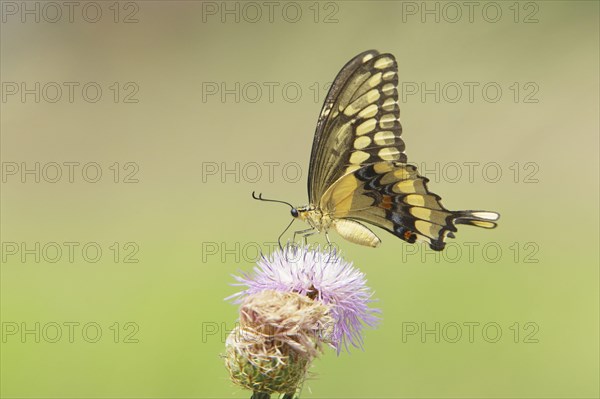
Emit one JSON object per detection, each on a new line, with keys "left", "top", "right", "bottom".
{"left": 277, "top": 218, "right": 295, "bottom": 250}
{"left": 251, "top": 191, "right": 294, "bottom": 209}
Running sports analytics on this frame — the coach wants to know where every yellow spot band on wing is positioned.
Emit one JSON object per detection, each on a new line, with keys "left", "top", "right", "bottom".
{"left": 394, "top": 179, "right": 418, "bottom": 193}
{"left": 374, "top": 57, "right": 394, "bottom": 69}
{"left": 344, "top": 89, "right": 380, "bottom": 116}
{"left": 382, "top": 83, "right": 395, "bottom": 95}
{"left": 342, "top": 165, "right": 361, "bottom": 178}
{"left": 373, "top": 162, "right": 394, "bottom": 174}
{"left": 383, "top": 71, "right": 396, "bottom": 81}
{"left": 379, "top": 113, "right": 397, "bottom": 129}
{"left": 353, "top": 136, "right": 371, "bottom": 150}
{"left": 367, "top": 72, "right": 383, "bottom": 88}
{"left": 404, "top": 194, "right": 425, "bottom": 206}
{"left": 358, "top": 104, "right": 378, "bottom": 119}
{"left": 410, "top": 207, "right": 432, "bottom": 220}
{"left": 374, "top": 131, "right": 396, "bottom": 145}
{"left": 356, "top": 119, "right": 377, "bottom": 135}
{"left": 379, "top": 167, "right": 412, "bottom": 185}
{"left": 382, "top": 98, "right": 397, "bottom": 111}
{"left": 349, "top": 150, "right": 370, "bottom": 164}
{"left": 362, "top": 53, "right": 375, "bottom": 63}
{"left": 378, "top": 147, "right": 401, "bottom": 161}
{"left": 415, "top": 220, "right": 440, "bottom": 238}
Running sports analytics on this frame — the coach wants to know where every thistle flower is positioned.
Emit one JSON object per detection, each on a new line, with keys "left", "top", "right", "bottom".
{"left": 225, "top": 290, "right": 333, "bottom": 394}
{"left": 229, "top": 245, "right": 379, "bottom": 352}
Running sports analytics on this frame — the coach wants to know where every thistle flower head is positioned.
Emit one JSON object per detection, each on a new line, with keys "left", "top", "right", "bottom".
{"left": 225, "top": 290, "right": 332, "bottom": 394}
{"left": 230, "top": 245, "right": 379, "bottom": 352}
{"left": 238, "top": 289, "right": 334, "bottom": 358}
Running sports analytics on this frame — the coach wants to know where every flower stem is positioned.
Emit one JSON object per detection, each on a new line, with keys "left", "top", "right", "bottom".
{"left": 251, "top": 392, "right": 270, "bottom": 399}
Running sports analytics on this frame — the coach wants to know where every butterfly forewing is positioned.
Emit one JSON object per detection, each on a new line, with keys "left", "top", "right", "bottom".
{"left": 308, "top": 51, "right": 405, "bottom": 204}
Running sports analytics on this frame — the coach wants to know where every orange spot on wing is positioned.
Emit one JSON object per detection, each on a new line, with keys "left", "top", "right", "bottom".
{"left": 380, "top": 195, "right": 393, "bottom": 210}
{"left": 403, "top": 230, "right": 417, "bottom": 243}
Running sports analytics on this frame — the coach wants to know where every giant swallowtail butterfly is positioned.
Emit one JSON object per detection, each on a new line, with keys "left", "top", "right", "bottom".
{"left": 255, "top": 50, "right": 499, "bottom": 250}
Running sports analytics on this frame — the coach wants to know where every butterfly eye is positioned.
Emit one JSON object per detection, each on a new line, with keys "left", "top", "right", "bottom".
{"left": 291, "top": 208, "right": 299, "bottom": 217}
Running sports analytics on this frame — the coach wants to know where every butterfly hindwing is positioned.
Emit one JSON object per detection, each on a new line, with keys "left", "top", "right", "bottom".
{"left": 320, "top": 162, "right": 499, "bottom": 250}
{"left": 308, "top": 51, "right": 405, "bottom": 204}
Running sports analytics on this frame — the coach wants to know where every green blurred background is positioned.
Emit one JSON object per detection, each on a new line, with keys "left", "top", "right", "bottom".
{"left": 1, "top": 1, "right": 598, "bottom": 398}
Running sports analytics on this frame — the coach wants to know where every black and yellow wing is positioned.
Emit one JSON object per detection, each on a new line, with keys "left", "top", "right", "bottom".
{"left": 320, "top": 162, "right": 499, "bottom": 250}
{"left": 308, "top": 50, "right": 405, "bottom": 204}
{"left": 307, "top": 50, "right": 499, "bottom": 250}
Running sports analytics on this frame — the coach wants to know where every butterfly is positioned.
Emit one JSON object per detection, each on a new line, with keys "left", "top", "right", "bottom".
{"left": 254, "top": 50, "right": 499, "bottom": 250}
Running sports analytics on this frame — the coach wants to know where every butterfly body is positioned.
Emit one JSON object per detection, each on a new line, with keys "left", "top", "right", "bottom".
{"left": 294, "top": 206, "right": 328, "bottom": 230}
{"left": 265, "top": 50, "right": 500, "bottom": 251}
{"left": 293, "top": 202, "right": 382, "bottom": 247}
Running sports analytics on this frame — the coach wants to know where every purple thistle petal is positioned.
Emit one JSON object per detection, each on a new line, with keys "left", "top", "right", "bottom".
{"left": 228, "top": 244, "right": 380, "bottom": 353}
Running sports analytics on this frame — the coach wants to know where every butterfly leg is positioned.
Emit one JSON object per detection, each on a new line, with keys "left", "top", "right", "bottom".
{"left": 322, "top": 231, "right": 337, "bottom": 253}
{"left": 292, "top": 228, "right": 315, "bottom": 244}
{"left": 301, "top": 229, "right": 318, "bottom": 246}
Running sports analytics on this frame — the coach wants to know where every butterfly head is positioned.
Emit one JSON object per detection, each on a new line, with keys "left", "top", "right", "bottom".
{"left": 291, "top": 205, "right": 311, "bottom": 221}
